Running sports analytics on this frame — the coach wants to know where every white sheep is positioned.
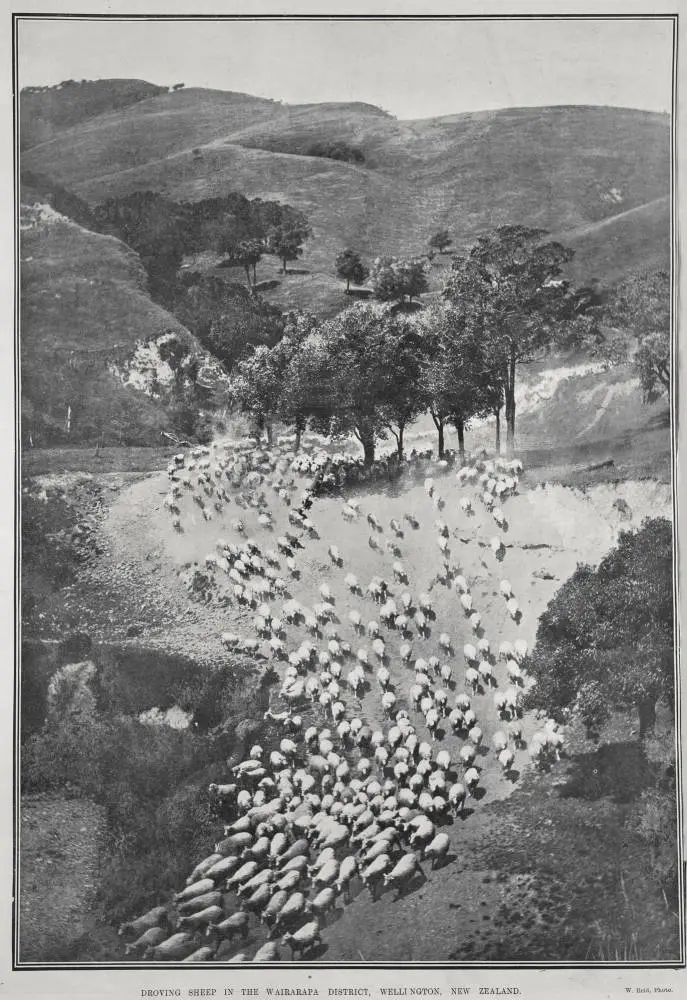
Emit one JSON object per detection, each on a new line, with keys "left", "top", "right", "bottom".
{"left": 465, "top": 667, "right": 479, "bottom": 692}
{"left": 477, "top": 660, "right": 493, "bottom": 685}
{"left": 460, "top": 593, "right": 473, "bottom": 613}
{"left": 463, "top": 643, "right": 478, "bottom": 664}
{"left": 382, "top": 691, "right": 397, "bottom": 716}
{"left": 498, "top": 640, "right": 514, "bottom": 661}
{"left": 439, "top": 632, "right": 452, "bottom": 652}
{"left": 490, "top": 536, "right": 504, "bottom": 556}
{"left": 348, "top": 610, "right": 362, "bottom": 629}
{"left": 469, "top": 612, "right": 481, "bottom": 633}
{"left": 499, "top": 579, "right": 513, "bottom": 599}
{"left": 345, "top": 573, "right": 359, "bottom": 592}
{"left": 513, "top": 638, "right": 528, "bottom": 662}
{"left": 506, "top": 598, "right": 521, "bottom": 621}
{"left": 418, "top": 593, "right": 432, "bottom": 613}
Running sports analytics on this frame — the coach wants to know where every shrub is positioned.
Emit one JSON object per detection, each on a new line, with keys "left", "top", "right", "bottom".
{"left": 306, "top": 141, "right": 365, "bottom": 164}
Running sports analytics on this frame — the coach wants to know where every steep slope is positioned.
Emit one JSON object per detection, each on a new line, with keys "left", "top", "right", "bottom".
{"left": 20, "top": 202, "right": 206, "bottom": 446}
{"left": 22, "top": 90, "right": 670, "bottom": 313}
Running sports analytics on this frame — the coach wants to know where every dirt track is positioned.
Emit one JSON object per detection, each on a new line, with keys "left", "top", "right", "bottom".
{"left": 24, "top": 449, "right": 674, "bottom": 962}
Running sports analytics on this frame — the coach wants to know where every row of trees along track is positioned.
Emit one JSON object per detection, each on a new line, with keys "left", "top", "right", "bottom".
{"left": 232, "top": 226, "right": 610, "bottom": 460}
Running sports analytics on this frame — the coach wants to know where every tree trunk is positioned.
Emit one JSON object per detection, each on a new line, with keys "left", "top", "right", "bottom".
{"left": 505, "top": 352, "right": 516, "bottom": 457}
{"left": 396, "top": 424, "right": 404, "bottom": 461}
{"left": 294, "top": 422, "right": 302, "bottom": 453}
{"left": 244, "top": 265, "right": 251, "bottom": 288}
{"left": 265, "top": 421, "right": 274, "bottom": 446}
{"left": 638, "top": 699, "right": 657, "bottom": 738}
{"left": 360, "top": 431, "right": 375, "bottom": 466}
{"left": 494, "top": 406, "right": 501, "bottom": 454}
{"left": 346, "top": 277, "right": 351, "bottom": 293}
{"left": 455, "top": 414, "right": 465, "bottom": 464}
{"left": 253, "top": 262, "right": 257, "bottom": 284}
{"left": 430, "top": 411, "right": 445, "bottom": 458}
{"left": 282, "top": 257, "right": 287, "bottom": 274}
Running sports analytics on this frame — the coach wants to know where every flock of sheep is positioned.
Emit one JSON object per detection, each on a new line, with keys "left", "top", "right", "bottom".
{"left": 119, "top": 438, "right": 565, "bottom": 962}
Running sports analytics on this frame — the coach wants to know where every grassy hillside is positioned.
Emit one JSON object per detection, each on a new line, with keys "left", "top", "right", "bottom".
{"left": 22, "top": 91, "right": 670, "bottom": 314}
{"left": 20, "top": 79, "right": 169, "bottom": 150}
{"left": 20, "top": 202, "right": 206, "bottom": 446}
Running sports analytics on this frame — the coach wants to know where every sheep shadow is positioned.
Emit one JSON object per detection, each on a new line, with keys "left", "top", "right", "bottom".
{"left": 471, "top": 786, "right": 487, "bottom": 801}
{"left": 304, "top": 940, "right": 329, "bottom": 960}
{"left": 431, "top": 851, "right": 458, "bottom": 871}
{"left": 390, "top": 869, "right": 428, "bottom": 903}
{"left": 504, "top": 768, "right": 521, "bottom": 784}
{"left": 323, "top": 907, "right": 345, "bottom": 928}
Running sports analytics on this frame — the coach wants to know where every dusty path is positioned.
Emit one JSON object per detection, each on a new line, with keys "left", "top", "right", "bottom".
{"left": 44, "top": 450, "right": 672, "bottom": 962}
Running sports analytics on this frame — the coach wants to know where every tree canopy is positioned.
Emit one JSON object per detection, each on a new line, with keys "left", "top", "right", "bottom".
{"left": 267, "top": 220, "right": 312, "bottom": 273}
{"left": 428, "top": 229, "right": 452, "bottom": 255}
{"left": 443, "top": 225, "right": 576, "bottom": 454}
{"left": 417, "top": 302, "right": 503, "bottom": 459}
{"left": 604, "top": 270, "right": 670, "bottom": 402}
{"left": 335, "top": 249, "right": 369, "bottom": 292}
{"left": 528, "top": 517, "right": 674, "bottom": 738}
{"left": 369, "top": 255, "right": 429, "bottom": 307}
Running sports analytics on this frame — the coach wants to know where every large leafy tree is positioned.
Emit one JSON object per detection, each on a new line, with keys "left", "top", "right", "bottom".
{"left": 267, "top": 220, "right": 312, "bottom": 273}
{"left": 418, "top": 303, "right": 503, "bottom": 460}
{"left": 314, "top": 302, "right": 424, "bottom": 464}
{"left": 335, "top": 248, "right": 369, "bottom": 293}
{"left": 605, "top": 271, "right": 670, "bottom": 402}
{"left": 369, "top": 256, "right": 429, "bottom": 307}
{"left": 379, "top": 314, "right": 429, "bottom": 460}
{"left": 528, "top": 517, "right": 674, "bottom": 739}
{"left": 228, "top": 238, "right": 263, "bottom": 288}
{"left": 443, "top": 225, "right": 575, "bottom": 455}
{"left": 229, "top": 345, "right": 284, "bottom": 444}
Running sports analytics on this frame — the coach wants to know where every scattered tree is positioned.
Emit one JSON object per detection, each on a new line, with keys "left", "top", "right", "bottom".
{"left": 335, "top": 249, "right": 369, "bottom": 293}
{"left": 370, "top": 256, "right": 429, "bottom": 308}
{"left": 267, "top": 221, "right": 312, "bottom": 273}
{"left": 528, "top": 517, "right": 673, "bottom": 739}
{"left": 230, "top": 238, "right": 264, "bottom": 288}
{"left": 428, "top": 229, "right": 453, "bottom": 256}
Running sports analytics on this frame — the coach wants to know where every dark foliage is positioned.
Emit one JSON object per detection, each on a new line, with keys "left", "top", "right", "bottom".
{"left": 21, "top": 170, "right": 95, "bottom": 228}
{"left": 528, "top": 517, "right": 674, "bottom": 737}
{"left": 169, "top": 273, "right": 284, "bottom": 373}
{"left": 306, "top": 140, "right": 365, "bottom": 163}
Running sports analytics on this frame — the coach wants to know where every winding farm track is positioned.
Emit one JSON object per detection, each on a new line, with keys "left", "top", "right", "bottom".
{"left": 99, "top": 446, "right": 671, "bottom": 961}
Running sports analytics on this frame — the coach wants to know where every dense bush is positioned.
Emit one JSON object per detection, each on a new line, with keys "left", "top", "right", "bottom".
{"left": 22, "top": 656, "right": 268, "bottom": 925}
{"left": 528, "top": 517, "right": 674, "bottom": 737}
{"left": 306, "top": 141, "right": 365, "bottom": 163}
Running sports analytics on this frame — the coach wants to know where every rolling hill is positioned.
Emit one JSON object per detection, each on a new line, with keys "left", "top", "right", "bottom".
{"left": 21, "top": 87, "right": 670, "bottom": 314}
{"left": 20, "top": 198, "right": 210, "bottom": 446}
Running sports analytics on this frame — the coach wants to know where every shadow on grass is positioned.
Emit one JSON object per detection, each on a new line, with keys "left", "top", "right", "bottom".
{"left": 558, "top": 741, "right": 654, "bottom": 803}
